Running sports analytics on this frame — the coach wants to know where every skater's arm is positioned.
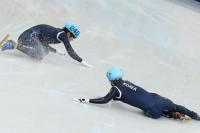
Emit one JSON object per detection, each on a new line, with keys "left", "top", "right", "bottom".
{"left": 64, "top": 43, "right": 83, "bottom": 62}
{"left": 89, "top": 87, "right": 119, "bottom": 104}
{"left": 58, "top": 33, "right": 82, "bottom": 62}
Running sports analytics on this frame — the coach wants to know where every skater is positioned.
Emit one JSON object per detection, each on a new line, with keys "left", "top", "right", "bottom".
{"left": 0, "top": 21, "right": 92, "bottom": 67}
{"left": 78, "top": 66, "right": 200, "bottom": 120}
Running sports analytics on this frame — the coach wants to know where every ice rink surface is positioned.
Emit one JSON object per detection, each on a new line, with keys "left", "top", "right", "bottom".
{"left": 0, "top": 0, "right": 200, "bottom": 133}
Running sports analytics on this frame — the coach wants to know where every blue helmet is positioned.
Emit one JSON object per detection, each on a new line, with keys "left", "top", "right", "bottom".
{"left": 106, "top": 66, "right": 123, "bottom": 81}
{"left": 64, "top": 21, "right": 80, "bottom": 38}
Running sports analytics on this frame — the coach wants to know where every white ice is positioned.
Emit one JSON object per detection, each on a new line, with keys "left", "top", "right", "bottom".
{"left": 0, "top": 0, "right": 200, "bottom": 133}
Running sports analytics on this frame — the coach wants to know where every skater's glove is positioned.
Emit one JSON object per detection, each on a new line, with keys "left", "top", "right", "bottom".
{"left": 78, "top": 98, "right": 89, "bottom": 103}
{"left": 81, "top": 60, "right": 93, "bottom": 68}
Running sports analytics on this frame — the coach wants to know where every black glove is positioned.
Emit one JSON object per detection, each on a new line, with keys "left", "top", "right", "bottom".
{"left": 78, "top": 98, "right": 89, "bottom": 103}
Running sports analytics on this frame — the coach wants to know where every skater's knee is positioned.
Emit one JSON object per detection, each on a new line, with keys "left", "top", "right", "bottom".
{"left": 151, "top": 114, "right": 161, "bottom": 119}
{"left": 147, "top": 113, "right": 161, "bottom": 119}
{"left": 145, "top": 111, "right": 162, "bottom": 119}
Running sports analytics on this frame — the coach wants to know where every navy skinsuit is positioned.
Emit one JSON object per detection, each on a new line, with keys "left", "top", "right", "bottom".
{"left": 89, "top": 80, "right": 198, "bottom": 119}
{"left": 17, "top": 24, "right": 82, "bottom": 61}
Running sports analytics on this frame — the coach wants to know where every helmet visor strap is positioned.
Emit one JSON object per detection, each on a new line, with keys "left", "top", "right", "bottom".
{"left": 70, "top": 32, "right": 76, "bottom": 39}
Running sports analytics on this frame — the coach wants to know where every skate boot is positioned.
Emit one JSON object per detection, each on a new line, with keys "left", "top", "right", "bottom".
{"left": 1, "top": 40, "right": 17, "bottom": 51}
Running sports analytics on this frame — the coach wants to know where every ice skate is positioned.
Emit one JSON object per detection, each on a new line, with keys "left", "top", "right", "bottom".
{"left": 1, "top": 40, "right": 17, "bottom": 51}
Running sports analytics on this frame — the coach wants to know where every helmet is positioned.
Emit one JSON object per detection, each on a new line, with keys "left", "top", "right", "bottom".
{"left": 64, "top": 21, "right": 80, "bottom": 38}
{"left": 106, "top": 66, "right": 123, "bottom": 81}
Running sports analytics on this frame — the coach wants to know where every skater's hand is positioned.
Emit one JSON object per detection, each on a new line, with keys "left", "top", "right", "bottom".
{"left": 81, "top": 60, "right": 93, "bottom": 68}
{"left": 78, "top": 98, "right": 89, "bottom": 103}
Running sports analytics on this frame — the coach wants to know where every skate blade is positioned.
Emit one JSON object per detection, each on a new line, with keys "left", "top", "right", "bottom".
{"left": 0, "top": 34, "right": 10, "bottom": 48}
{"left": 180, "top": 115, "right": 191, "bottom": 122}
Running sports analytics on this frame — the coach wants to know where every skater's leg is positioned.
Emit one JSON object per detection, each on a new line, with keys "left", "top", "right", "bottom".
{"left": 147, "top": 98, "right": 177, "bottom": 119}
{"left": 160, "top": 98, "right": 200, "bottom": 120}
{"left": 17, "top": 32, "right": 49, "bottom": 60}
{"left": 145, "top": 106, "right": 163, "bottom": 119}
{"left": 17, "top": 41, "right": 49, "bottom": 60}
{"left": 175, "top": 104, "right": 200, "bottom": 120}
